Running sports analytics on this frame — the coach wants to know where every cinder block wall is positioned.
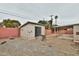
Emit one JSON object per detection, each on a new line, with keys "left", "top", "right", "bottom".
{"left": 20, "top": 24, "right": 45, "bottom": 40}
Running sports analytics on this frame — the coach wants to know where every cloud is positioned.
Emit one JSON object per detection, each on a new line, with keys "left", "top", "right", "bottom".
{"left": 0, "top": 3, "right": 79, "bottom": 25}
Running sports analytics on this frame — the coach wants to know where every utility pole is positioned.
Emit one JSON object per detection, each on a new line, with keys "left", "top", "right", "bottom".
{"left": 43, "top": 18, "right": 45, "bottom": 20}
{"left": 55, "top": 15, "right": 58, "bottom": 25}
{"left": 49, "top": 15, "right": 53, "bottom": 29}
{"left": 50, "top": 15, "right": 53, "bottom": 25}
{"left": 54, "top": 15, "right": 58, "bottom": 34}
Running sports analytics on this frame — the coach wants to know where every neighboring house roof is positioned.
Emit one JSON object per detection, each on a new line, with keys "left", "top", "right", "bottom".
{"left": 53, "top": 23, "right": 79, "bottom": 28}
{"left": 20, "top": 21, "right": 43, "bottom": 28}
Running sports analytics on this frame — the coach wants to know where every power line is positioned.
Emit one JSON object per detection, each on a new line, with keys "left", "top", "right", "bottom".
{"left": 0, "top": 9, "right": 30, "bottom": 20}
{"left": 0, "top": 11, "right": 27, "bottom": 19}
{"left": 0, "top": 8, "right": 50, "bottom": 22}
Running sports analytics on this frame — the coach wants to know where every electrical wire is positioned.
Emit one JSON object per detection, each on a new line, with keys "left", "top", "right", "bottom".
{"left": 0, "top": 8, "right": 30, "bottom": 19}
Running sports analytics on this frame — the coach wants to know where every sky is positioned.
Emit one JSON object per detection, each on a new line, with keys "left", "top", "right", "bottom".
{"left": 0, "top": 3, "right": 79, "bottom": 25}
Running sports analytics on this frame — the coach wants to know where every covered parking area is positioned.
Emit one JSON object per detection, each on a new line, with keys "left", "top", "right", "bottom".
{"left": 53, "top": 24, "right": 73, "bottom": 34}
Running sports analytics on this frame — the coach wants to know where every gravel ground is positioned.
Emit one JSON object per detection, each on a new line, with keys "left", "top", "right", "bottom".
{"left": 0, "top": 35, "right": 79, "bottom": 56}
{"left": 0, "top": 38, "right": 56, "bottom": 56}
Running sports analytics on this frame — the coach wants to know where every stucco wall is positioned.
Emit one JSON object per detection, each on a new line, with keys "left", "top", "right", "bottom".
{"left": 45, "top": 29, "right": 53, "bottom": 35}
{"left": 20, "top": 24, "right": 45, "bottom": 40}
{"left": 0, "top": 28, "right": 20, "bottom": 39}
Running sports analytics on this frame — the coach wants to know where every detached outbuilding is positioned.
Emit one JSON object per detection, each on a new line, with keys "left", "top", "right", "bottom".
{"left": 20, "top": 22, "right": 45, "bottom": 40}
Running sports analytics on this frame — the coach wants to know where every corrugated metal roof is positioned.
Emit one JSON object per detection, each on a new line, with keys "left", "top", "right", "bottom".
{"left": 53, "top": 23, "right": 79, "bottom": 28}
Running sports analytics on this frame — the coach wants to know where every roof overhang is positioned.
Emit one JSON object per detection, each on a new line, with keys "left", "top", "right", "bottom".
{"left": 20, "top": 21, "right": 44, "bottom": 28}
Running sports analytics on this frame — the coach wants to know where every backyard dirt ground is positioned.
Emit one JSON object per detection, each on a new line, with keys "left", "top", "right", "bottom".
{"left": 0, "top": 34, "right": 79, "bottom": 56}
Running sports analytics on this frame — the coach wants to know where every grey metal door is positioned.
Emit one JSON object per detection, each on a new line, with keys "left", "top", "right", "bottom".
{"left": 35, "top": 27, "right": 41, "bottom": 37}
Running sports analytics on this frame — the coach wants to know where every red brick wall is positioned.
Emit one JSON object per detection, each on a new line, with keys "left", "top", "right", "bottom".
{"left": 0, "top": 28, "right": 20, "bottom": 39}
{"left": 58, "top": 28, "right": 73, "bottom": 34}
{"left": 45, "top": 29, "right": 53, "bottom": 35}
{"left": 45, "top": 28, "right": 73, "bottom": 35}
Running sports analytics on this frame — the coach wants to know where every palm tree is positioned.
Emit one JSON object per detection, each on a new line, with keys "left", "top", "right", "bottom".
{"left": 54, "top": 15, "right": 58, "bottom": 25}
{"left": 54, "top": 15, "right": 58, "bottom": 33}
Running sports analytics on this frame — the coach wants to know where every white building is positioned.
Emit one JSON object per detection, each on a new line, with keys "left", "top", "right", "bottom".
{"left": 73, "top": 24, "right": 79, "bottom": 42}
{"left": 20, "top": 21, "right": 45, "bottom": 40}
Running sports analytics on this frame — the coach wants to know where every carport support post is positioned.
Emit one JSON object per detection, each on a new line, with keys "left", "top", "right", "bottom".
{"left": 54, "top": 27, "right": 57, "bottom": 35}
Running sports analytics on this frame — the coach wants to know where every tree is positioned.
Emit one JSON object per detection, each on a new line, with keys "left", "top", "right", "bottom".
{"left": 3, "top": 19, "right": 21, "bottom": 28}
{"left": 38, "top": 20, "right": 51, "bottom": 29}
{"left": 11, "top": 20, "right": 21, "bottom": 27}
{"left": 48, "top": 20, "right": 53, "bottom": 29}
{"left": 55, "top": 15, "right": 58, "bottom": 20}
{"left": 38, "top": 20, "right": 47, "bottom": 25}
{"left": 54, "top": 15, "right": 58, "bottom": 25}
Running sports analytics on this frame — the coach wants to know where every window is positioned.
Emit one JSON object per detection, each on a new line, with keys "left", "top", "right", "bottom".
{"left": 76, "top": 32, "right": 79, "bottom": 35}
